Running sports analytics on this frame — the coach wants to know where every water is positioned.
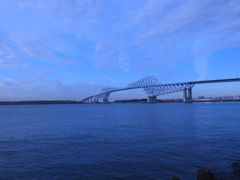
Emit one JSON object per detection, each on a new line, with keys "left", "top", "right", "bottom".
{"left": 1, "top": 102, "right": 240, "bottom": 180}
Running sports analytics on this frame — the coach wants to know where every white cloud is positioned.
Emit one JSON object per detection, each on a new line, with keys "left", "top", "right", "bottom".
{"left": 118, "top": 52, "right": 131, "bottom": 71}
{"left": 1, "top": 0, "right": 240, "bottom": 72}
{"left": 193, "top": 56, "right": 208, "bottom": 80}
{"left": 98, "top": 73, "right": 119, "bottom": 83}
{"left": 0, "top": 78, "right": 103, "bottom": 101}
{"left": 0, "top": 77, "right": 14, "bottom": 81}
{"left": 10, "top": 32, "right": 55, "bottom": 61}
{"left": 93, "top": 0, "right": 240, "bottom": 71}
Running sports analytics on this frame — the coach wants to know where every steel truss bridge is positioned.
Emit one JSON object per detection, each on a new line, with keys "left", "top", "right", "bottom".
{"left": 81, "top": 76, "right": 240, "bottom": 103}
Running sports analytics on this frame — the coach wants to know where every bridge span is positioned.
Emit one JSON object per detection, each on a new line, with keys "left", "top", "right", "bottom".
{"left": 81, "top": 76, "right": 240, "bottom": 103}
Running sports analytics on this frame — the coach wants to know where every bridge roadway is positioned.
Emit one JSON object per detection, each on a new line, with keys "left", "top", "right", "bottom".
{"left": 81, "top": 77, "right": 240, "bottom": 103}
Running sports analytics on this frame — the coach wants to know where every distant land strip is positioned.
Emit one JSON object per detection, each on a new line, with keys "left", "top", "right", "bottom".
{"left": 0, "top": 100, "right": 81, "bottom": 105}
{"left": 0, "top": 99, "right": 240, "bottom": 105}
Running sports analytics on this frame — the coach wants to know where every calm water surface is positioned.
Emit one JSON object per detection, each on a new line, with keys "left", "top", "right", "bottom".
{"left": 1, "top": 102, "right": 240, "bottom": 179}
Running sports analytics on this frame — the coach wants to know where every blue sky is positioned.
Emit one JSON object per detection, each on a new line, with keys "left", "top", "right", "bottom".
{"left": 0, "top": 0, "right": 240, "bottom": 101}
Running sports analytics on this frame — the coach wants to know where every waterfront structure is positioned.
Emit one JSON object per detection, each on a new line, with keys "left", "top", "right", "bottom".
{"left": 198, "top": 96, "right": 205, "bottom": 99}
{"left": 81, "top": 76, "right": 240, "bottom": 104}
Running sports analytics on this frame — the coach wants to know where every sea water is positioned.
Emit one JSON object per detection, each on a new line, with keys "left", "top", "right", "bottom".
{"left": 1, "top": 102, "right": 240, "bottom": 179}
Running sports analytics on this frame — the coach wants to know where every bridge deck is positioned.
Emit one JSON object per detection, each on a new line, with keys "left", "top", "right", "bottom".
{"left": 188, "top": 78, "right": 240, "bottom": 84}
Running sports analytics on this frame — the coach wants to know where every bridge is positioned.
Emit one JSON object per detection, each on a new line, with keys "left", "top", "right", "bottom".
{"left": 80, "top": 76, "right": 240, "bottom": 103}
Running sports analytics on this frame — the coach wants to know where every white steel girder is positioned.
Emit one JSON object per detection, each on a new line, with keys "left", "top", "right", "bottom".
{"left": 127, "top": 76, "right": 194, "bottom": 96}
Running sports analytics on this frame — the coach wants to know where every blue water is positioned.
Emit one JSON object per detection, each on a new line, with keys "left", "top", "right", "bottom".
{"left": 1, "top": 102, "right": 240, "bottom": 180}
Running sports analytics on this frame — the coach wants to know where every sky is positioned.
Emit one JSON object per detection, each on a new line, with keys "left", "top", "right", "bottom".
{"left": 0, "top": 0, "right": 240, "bottom": 101}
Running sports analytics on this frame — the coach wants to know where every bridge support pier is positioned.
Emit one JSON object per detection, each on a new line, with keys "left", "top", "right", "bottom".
{"left": 148, "top": 96, "right": 157, "bottom": 103}
{"left": 93, "top": 98, "right": 99, "bottom": 103}
{"left": 183, "top": 88, "right": 192, "bottom": 103}
{"left": 102, "top": 99, "right": 109, "bottom": 104}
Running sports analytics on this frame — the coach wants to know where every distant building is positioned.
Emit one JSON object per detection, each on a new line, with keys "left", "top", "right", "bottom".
{"left": 198, "top": 96, "right": 205, "bottom": 99}
{"left": 206, "top": 97, "right": 213, "bottom": 100}
{"left": 214, "top": 96, "right": 223, "bottom": 100}
{"left": 234, "top": 95, "right": 240, "bottom": 99}
{"left": 222, "top": 96, "right": 233, "bottom": 100}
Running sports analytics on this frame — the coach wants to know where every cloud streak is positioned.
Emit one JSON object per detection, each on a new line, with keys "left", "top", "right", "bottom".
{"left": 98, "top": 73, "right": 118, "bottom": 83}
{"left": 0, "top": 77, "right": 103, "bottom": 101}
{"left": 2, "top": 0, "right": 239, "bottom": 72}
{"left": 94, "top": 0, "right": 240, "bottom": 71}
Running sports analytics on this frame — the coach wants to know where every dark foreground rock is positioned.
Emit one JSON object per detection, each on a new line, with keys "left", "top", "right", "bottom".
{"left": 172, "top": 163, "right": 240, "bottom": 180}
{"left": 230, "top": 162, "right": 240, "bottom": 179}
{"left": 196, "top": 168, "right": 217, "bottom": 180}
{"left": 231, "top": 162, "right": 240, "bottom": 168}
{"left": 172, "top": 176, "right": 181, "bottom": 180}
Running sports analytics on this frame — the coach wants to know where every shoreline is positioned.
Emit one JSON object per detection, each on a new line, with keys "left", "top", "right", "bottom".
{"left": 0, "top": 100, "right": 81, "bottom": 105}
{"left": 0, "top": 99, "right": 240, "bottom": 105}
